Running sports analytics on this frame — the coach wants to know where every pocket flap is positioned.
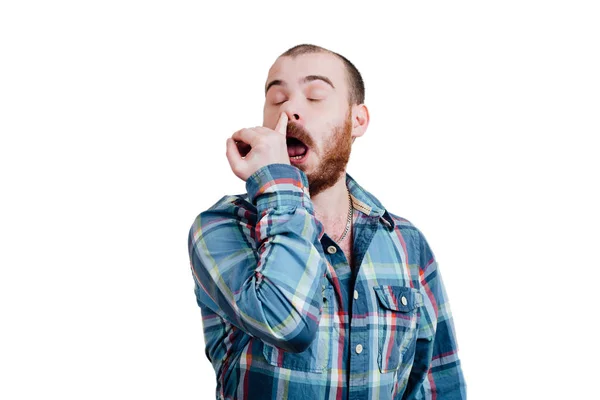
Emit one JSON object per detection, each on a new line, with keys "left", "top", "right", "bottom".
{"left": 373, "top": 285, "right": 422, "bottom": 312}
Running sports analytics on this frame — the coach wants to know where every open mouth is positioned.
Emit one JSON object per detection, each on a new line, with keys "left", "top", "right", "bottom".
{"left": 286, "top": 137, "right": 309, "bottom": 163}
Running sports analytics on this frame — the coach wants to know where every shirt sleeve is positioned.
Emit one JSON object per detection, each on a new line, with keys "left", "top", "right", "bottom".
{"left": 403, "top": 230, "right": 467, "bottom": 400}
{"left": 188, "top": 163, "right": 327, "bottom": 353}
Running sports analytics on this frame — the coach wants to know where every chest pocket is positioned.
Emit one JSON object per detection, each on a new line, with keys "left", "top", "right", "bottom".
{"left": 373, "top": 285, "right": 423, "bottom": 373}
{"left": 262, "top": 286, "right": 335, "bottom": 373}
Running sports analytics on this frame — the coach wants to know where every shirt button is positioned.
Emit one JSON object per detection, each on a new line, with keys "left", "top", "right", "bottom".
{"left": 355, "top": 344, "right": 363, "bottom": 354}
{"left": 401, "top": 296, "right": 408, "bottom": 306}
{"left": 327, "top": 245, "right": 337, "bottom": 254}
{"left": 353, "top": 290, "right": 359, "bottom": 300}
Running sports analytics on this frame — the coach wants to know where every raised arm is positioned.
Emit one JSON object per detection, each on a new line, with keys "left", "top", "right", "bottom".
{"left": 188, "top": 164, "right": 327, "bottom": 353}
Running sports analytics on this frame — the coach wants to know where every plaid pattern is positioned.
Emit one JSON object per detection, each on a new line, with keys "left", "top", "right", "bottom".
{"left": 188, "top": 164, "right": 466, "bottom": 399}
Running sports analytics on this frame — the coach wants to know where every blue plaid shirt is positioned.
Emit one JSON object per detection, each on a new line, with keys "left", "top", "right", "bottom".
{"left": 188, "top": 164, "right": 466, "bottom": 399}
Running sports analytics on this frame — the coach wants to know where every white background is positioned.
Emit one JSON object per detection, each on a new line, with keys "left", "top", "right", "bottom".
{"left": 1, "top": 1, "right": 598, "bottom": 398}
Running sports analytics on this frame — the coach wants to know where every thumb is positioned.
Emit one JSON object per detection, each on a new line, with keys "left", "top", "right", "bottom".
{"left": 274, "top": 112, "right": 288, "bottom": 135}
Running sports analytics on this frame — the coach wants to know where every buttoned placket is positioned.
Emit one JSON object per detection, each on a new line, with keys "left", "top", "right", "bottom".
{"left": 348, "top": 215, "right": 380, "bottom": 396}
{"left": 322, "top": 213, "right": 383, "bottom": 397}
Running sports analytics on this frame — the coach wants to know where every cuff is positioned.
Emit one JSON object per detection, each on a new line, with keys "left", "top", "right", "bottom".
{"left": 245, "top": 163, "right": 312, "bottom": 213}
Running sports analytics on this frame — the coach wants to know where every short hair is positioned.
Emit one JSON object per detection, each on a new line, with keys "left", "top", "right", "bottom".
{"left": 280, "top": 44, "right": 365, "bottom": 105}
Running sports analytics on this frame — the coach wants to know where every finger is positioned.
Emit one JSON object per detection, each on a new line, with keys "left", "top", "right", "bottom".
{"left": 225, "top": 137, "right": 243, "bottom": 168}
{"left": 231, "top": 128, "right": 258, "bottom": 145}
{"left": 274, "top": 112, "right": 288, "bottom": 135}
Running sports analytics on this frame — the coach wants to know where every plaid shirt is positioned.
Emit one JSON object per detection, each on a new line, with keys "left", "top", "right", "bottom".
{"left": 188, "top": 164, "right": 466, "bottom": 399}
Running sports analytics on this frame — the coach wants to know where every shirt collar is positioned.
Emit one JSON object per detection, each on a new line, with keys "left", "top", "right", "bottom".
{"left": 346, "top": 172, "right": 395, "bottom": 231}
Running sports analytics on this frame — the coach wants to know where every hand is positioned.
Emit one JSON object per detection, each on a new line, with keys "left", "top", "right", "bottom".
{"left": 226, "top": 112, "right": 290, "bottom": 181}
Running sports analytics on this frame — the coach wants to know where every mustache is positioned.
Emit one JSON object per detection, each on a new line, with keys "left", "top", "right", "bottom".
{"left": 286, "top": 122, "right": 315, "bottom": 149}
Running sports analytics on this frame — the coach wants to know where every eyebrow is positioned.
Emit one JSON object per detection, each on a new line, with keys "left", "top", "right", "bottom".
{"left": 265, "top": 75, "right": 335, "bottom": 95}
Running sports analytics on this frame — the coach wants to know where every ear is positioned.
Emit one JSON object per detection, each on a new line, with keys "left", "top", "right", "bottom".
{"left": 351, "top": 104, "right": 370, "bottom": 140}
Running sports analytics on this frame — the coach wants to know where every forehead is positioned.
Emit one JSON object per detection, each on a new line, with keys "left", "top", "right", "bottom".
{"left": 266, "top": 52, "right": 347, "bottom": 91}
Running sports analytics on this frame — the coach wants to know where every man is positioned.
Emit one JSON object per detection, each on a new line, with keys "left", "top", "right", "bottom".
{"left": 188, "top": 44, "right": 466, "bottom": 399}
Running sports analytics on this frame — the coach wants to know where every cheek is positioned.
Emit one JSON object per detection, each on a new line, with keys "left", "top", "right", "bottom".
{"left": 262, "top": 106, "right": 276, "bottom": 126}
{"left": 320, "top": 120, "right": 340, "bottom": 136}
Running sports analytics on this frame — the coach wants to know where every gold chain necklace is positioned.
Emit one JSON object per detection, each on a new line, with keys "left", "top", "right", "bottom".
{"left": 336, "top": 189, "right": 353, "bottom": 242}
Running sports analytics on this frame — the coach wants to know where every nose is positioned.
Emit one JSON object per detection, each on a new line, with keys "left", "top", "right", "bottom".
{"left": 279, "top": 101, "right": 303, "bottom": 125}
{"left": 282, "top": 111, "right": 301, "bottom": 125}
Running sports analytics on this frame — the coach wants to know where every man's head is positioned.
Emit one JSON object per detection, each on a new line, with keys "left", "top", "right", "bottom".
{"left": 263, "top": 44, "right": 370, "bottom": 196}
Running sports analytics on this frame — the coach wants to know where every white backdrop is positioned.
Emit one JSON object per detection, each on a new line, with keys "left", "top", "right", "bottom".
{"left": 1, "top": 1, "right": 598, "bottom": 399}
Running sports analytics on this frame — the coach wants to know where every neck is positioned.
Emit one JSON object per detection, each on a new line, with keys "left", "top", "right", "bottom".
{"left": 311, "top": 173, "right": 349, "bottom": 224}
